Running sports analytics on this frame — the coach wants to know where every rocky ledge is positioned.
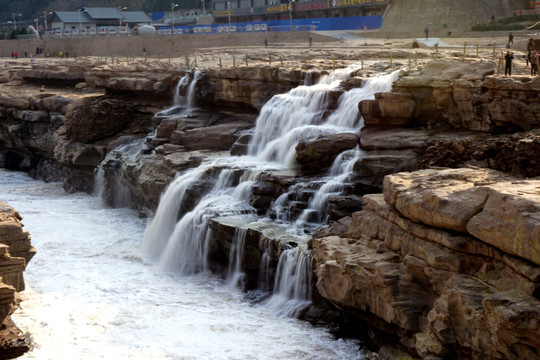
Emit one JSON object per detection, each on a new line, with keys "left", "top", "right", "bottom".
{"left": 313, "top": 167, "right": 539, "bottom": 359}
{"left": 0, "top": 202, "right": 35, "bottom": 358}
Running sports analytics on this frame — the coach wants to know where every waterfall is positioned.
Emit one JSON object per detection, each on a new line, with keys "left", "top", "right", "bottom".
{"left": 172, "top": 73, "right": 190, "bottom": 107}
{"left": 93, "top": 138, "right": 144, "bottom": 208}
{"left": 227, "top": 228, "right": 248, "bottom": 287}
{"left": 142, "top": 160, "right": 259, "bottom": 274}
{"left": 143, "top": 66, "right": 401, "bottom": 307}
{"left": 248, "top": 68, "right": 399, "bottom": 166}
{"left": 296, "top": 147, "right": 363, "bottom": 225}
{"left": 186, "top": 70, "right": 202, "bottom": 112}
{"left": 156, "top": 69, "right": 202, "bottom": 116}
{"left": 247, "top": 67, "right": 355, "bottom": 163}
{"left": 141, "top": 169, "right": 202, "bottom": 260}
{"left": 325, "top": 70, "right": 400, "bottom": 129}
{"left": 264, "top": 246, "right": 313, "bottom": 317}
{"left": 258, "top": 243, "right": 273, "bottom": 292}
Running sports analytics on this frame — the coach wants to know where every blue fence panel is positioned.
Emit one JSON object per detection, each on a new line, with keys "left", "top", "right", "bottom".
{"left": 158, "top": 15, "right": 382, "bottom": 34}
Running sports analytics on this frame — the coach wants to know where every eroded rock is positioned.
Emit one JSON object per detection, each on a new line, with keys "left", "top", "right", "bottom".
{"left": 313, "top": 168, "right": 540, "bottom": 359}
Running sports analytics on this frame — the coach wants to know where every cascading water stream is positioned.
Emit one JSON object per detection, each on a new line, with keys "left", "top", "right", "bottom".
{"left": 93, "top": 138, "right": 145, "bottom": 208}
{"left": 264, "top": 246, "right": 313, "bottom": 317}
{"left": 172, "top": 73, "right": 190, "bottom": 107}
{"left": 227, "top": 228, "right": 248, "bottom": 287}
{"left": 325, "top": 70, "right": 400, "bottom": 129}
{"left": 248, "top": 67, "right": 358, "bottom": 164}
{"left": 142, "top": 158, "right": 269, "bottom": 274}
{"left": 296, "top": 147, "right": 363, "bottom": 225}
{"left": 155, "top": 69, "right": 202, "bottom": 116}
{"left": 143, "top": 66, "right": 401, "bottom": 316}
{"left": 185, "top": 70, "right": 202, "bottom": 112}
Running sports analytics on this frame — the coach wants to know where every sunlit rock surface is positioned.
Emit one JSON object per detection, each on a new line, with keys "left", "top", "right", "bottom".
{"left": 0, "top": 202, "right": 35, "bottom": 357}
{"left": 313, "top": 168, "right": 540, "bottom": 359}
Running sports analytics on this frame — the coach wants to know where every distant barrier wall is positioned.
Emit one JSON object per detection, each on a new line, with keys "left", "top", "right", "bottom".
{"left": 0, "top": 31, "right": 334, "bottom": 59}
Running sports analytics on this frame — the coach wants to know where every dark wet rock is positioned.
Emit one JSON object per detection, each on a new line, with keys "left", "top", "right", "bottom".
{"left": 296, "top": 133, "right": 359, "bottom": 173}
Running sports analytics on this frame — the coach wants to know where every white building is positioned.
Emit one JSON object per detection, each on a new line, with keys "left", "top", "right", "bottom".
{"left": 49, "top": 7, "right": 151, "bottom": 36}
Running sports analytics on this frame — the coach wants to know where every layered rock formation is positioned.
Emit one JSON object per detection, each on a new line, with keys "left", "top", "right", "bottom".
{"left": 313, "top": 168, "right": 539, "bottom": 359}
{"left": 0, "top": 202, "right": 35, "bottom": 358}
{"left": 358, "top": 60, "right": 540, "bottom": 183}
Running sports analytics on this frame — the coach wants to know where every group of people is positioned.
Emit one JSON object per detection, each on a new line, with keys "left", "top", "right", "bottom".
{"left": 503, "top": 38, "right": 539, "bottom": 76}
{"left": 8, "top": 47, "right": 45, "bottom": 60}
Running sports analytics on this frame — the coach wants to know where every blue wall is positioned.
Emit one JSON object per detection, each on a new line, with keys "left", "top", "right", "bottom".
{"left": 159, "top": 15, "right": 382, "bottom": 32}
{"left": 266, "top": 16, "right": 382, "bottom": 31}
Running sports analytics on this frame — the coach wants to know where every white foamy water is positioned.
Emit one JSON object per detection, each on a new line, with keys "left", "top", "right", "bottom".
{"left": 0, "top": 170, "right": 363, "bottom": 360}
{"left": 142, "top": 68, "right": 401, "bottom": 319}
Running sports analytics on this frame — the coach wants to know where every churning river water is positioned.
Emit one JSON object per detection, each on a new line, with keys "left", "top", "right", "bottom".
{"left": 0, "top": 169, "right": 363, "bottom": 360}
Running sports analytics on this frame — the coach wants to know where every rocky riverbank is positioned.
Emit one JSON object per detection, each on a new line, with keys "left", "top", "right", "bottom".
{"left": 0, "top": 203, "right": 35, "bottom": 358}
{"left": 0, "top": 48, "right": 538, "bottom": 359}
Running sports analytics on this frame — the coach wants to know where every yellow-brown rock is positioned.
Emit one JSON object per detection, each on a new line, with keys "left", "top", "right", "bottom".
{"left": 0, "top": 201, "right": 35, "bottom": 357}
{"left": 313, "top": 168, "right": 540, "bottom": 359}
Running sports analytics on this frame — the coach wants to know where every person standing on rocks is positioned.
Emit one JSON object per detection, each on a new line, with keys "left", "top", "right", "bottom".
{"left": 532, "top": 50, "right": 539, "bottom": 76}
{"left": 504, "top": 51, "right": 513, "bottom": 76}
{"left": 527, "top": 39, "right": 535, "bottom": 66}
{"left": 424, "top": 26, "right": 429, "bottom": 39}
{"left": 508, "top": 32, "right": 514, "bottom": 46}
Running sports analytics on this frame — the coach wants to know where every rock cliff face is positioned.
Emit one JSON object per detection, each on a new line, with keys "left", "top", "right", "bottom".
{"left": 358, "top": 60, "right": 540, "bottom": 181}
{"left": 313, "top": 168, "right": 540, "bottom": 359}
{"left": 0, "top": 202, "right": 35, "bottom": 357}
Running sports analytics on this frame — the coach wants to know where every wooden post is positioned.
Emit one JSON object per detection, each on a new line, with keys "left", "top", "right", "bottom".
{"left": 219, "top": 58, "right": 222, "bottom": 69}
{"left": 493, "top": 42, "right": 496, "bottom": 57}
{"left": 245, "top": 54, "right": 248, "bottom": 66}
{"left": 408, "top": 54, "right": 411, "bottom": 68}
{"left": 194, "top": 57, "right": 197, "bottom": 68}
{"left": 269, "top": 54, "right": 271, "bottom": 66}
{"left": 389, "top": 53, "right": 392, "bottom": 67}
{"left": 185, "top": 56, "right": 189, "bottom": 68}
{"left": 497, "top": 55, "right": 502, "bottom": 76}
{"left": 435, "top": 43, "right": 439, "bottom": 58}
{"left": 361, "top": 55, "right": 364, "bottom": 70}
{"left": 233, "top": 56, "right": 236, "bottom": 68}
{"left": 280, "top": 56, "right": 283, "bottom": 67}
{"left": 476, "top": 43, "right": 479, "bottom": 57}
{"left": 415, "top": 51, "right": 418, "bottom": 67}
{"left": 463, "top": 41, "right": 467, "bottom": 57}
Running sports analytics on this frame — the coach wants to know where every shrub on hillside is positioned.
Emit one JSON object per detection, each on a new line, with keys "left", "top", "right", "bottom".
{"left": 472, "top": 23, "right": 527, "bottom": 31}
{"left": 472, "top": 14, "right": 540, "bottom": 31}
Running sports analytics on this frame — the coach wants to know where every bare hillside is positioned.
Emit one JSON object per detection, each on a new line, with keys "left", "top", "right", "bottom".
{"left": 381, "top": 0, "right": 530, "bottom": 37}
